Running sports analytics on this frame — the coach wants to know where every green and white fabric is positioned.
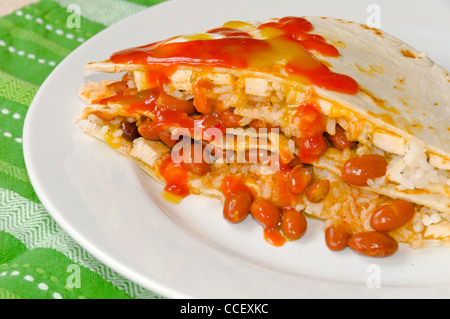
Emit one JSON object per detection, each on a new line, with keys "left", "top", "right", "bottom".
{"left": 0, "top": 0, "right": 166, "bottom": 299}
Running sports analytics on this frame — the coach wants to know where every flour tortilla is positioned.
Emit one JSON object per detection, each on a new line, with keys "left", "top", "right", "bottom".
{"left": 78, "top": 16, "right": 450, "bottom": 247}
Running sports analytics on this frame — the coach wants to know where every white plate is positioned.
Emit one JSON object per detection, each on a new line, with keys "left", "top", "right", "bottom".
{"left": 23, "top": 0, "right": 450, "bottom": 298}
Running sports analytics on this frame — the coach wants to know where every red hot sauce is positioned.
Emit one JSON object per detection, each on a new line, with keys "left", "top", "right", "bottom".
{"left": 110, "top": 16, "right": 359, "bottom": 95}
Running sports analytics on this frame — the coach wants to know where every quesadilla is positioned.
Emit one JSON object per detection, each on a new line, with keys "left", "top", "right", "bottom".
{"left": 77, "top": 16, "right": 450, "bottom": 257}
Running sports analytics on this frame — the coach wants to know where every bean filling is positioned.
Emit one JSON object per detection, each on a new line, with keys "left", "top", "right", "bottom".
{"left": 112, "top": 83, "right": 400, "bottom": 258}
{"left": 342, "top": 154, "right": 388, "bottom": 186}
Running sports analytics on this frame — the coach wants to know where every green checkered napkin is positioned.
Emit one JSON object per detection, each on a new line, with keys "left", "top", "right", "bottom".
{"left": 0, "top": 0, "right": 166, "bottom": 299}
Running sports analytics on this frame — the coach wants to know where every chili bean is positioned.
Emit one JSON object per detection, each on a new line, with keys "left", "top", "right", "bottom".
{"left": 120, "top": 119, "right": 140, "bottom": 141}
{"left": 137, "top": 118, "right": 160, "bottom": 140}
{"left": 306, "top": 179, "right": 330, "bottom": 203}
{"left": 158, "top": 155, "right": 190, "bottom": 198}
{"left": 158, "top": 130, "right": 177, "bottom": 147}
{"left": 176, "top": 140, "right": 211, "bottom": 176}
{"left": 202, "top": 141, "right": 228, "bottom": 161}
{"left": 250, "top": 199, "right": 281, "bottom": 229}
{"left": 348, "top": 231, "right": 398, "bottom": 257}
{"left": 248, "top": 119, "right": 266, "bottom": 130}
{"left": 220, "top": 109, "right": 243, "bottom": 128}
{"left": 223, "top": 192, "right": 252, "bottom": 223}
{"left": 185, "top": 160, "right": 211, "bottom": 176}
{"left": 325, "top": 225, "right": 351, "bottom": 251}
{"left": 326, "top": 124, "right": 357, "bottom": 150}
{"left": 157, "top": 91, "right": 196, "bottom": 115}
{"left": 342, "top": 155, "right": 387, "bottom": 186}
{"left": 188, "top": 144, "right": 211, "bottom": 176}
{"left": 248, "top": 119, "right": 279, "bottom": 133}
{"left": 370, "top": 199, "right": 415, "bottom": 232}
{"left": 280, "top": 209, "right": 307, "bottom": 240}
{"left": 294, "top": 134, "right": 328, "bottom": 164}
{"left": 264, "top": 227, "right": 286, "bottom": 247}
{"left": 192, "top": 79, "right": 214, "bottom": 114}
{"left": 289, "top": 165, "right": 312, "bottom": 194}
{"left": 296, "top": 102, "right": 325, "bottom": 137}
{"left": 196, "top": 114, "right": 222, "bottom": 139}
{"left": 288, "top": 155, "right": 303, "bottom": 168}
{"left": 220, "top": 176, "right": 252, "bottom": 198}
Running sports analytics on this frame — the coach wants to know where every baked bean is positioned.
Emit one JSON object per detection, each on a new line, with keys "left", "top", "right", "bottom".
{"left": 137, "top": 118, "right": 160, "bottom": 140}
{"left": 220, "top": 176, "right": 253, "bottom": 200}
{"left": 348, "top": 231, "right": 398, "bottom": 257}
{"left": 288, "top": 155, "right": 303, "bottom": 168}
{"left": 264, "top": 227, "right": 286, "bottom": 247}
{"left": 176, "top": 140, "right": 211, "bottom": 176}
{"left": 158, "top": 155, "right": 190, "bottom": 198}
{"left": 158, "top": 130, "right": 177, "bottom": 147}
{"left": 248, "top": 119, "right": 279, "bottom": 132}
{"left": 325, "top": 225, "right": 351, "bottom": 251}
{"left": 223, "top": 192, "right": 252, "bottom": 223}
{"left": 250, "top": 199, "right": 281, "bottom": 229}
{"left": 306, "top": 180, "right": 330, "bottom": 203}
{"left": 296, "top": 102, "right": 325, "bottom": 137}
{"left": 192, "top": 79, "right": 215, "bottom": 114}
{"left": 186, "top": 160, "right": 211, "bottom": 176}
{"left": 157, "top": 91, "right": 196, "bottom": 115}
{"left": 120, "top": 120, "right": 140, "bottom": 141}
{"left": 370, "top": 199, "right": 415, "bottom": 232}
{"left": 220, "top": 109, "right": 243, "bottom": 128}
{"left": 289, "top": 165, "right": 312, "bottom": 194}
{"left": 202, "top": 141, "right": 229, "bottom": 162}
{"left": 196, "top": 114, "right": 222, "bottom": 139}
{"left": 280, "top": 209, "right": 307, "bottom": 240}
{"left": 326, "top": 124, "right": 357, "bottom": 150}
{"left": 342, "top": 155, "right": 387, "bottom": 186}
{"left": 294, "top": 134, "right": 328, "bottom": 164}
{"left": 248, "top": 119, "right": 266, "bottom": 130}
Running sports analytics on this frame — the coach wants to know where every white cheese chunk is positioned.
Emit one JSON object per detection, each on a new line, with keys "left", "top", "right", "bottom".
{"left": 372, "top": 132, "right": 406, "bottom": 155}
{"left": 244, "top": 77, "right": 272, "bottom": 97}
{"left": 129, "top": 138, "right": 162, "bottom": 167}
{"left": 133, "top": 70, "right": 150, "bottom": 91}
{"left": 424, "top": 222, "right": 450, "bottom": 239}
{"left": 169, "top": 69, "right": 193, "bottom": 91}
{"left": 207, "top": 73, "right": 233, "bottom": 86}
{"left": 429, "top": 153, "right": 450, "bottom": 170}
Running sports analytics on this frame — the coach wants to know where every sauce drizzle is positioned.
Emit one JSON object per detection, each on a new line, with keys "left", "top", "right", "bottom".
{"left": 110, "top": 16, "right": 359, "bottom": 95}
